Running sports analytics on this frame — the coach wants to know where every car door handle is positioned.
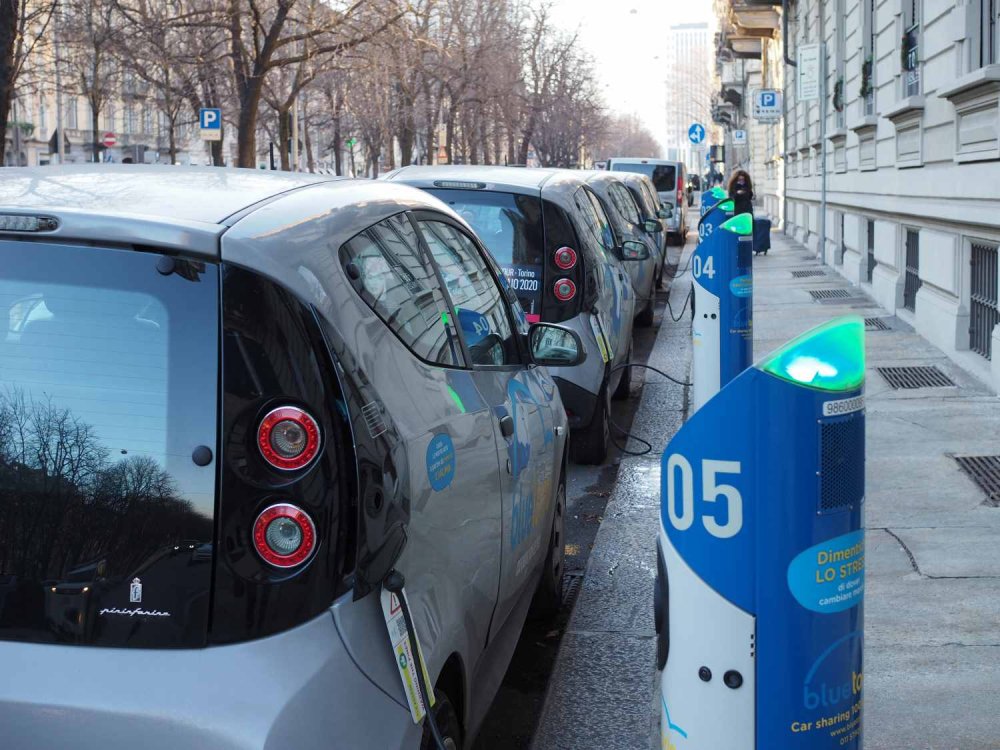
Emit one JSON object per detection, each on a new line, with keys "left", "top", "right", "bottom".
{"left": 499, "top": 415, "right": 514, "bottom": 439}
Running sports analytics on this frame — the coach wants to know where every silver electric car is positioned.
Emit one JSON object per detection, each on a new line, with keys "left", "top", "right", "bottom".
{"left": 385, "top": 165, "right": 648, "bottom": 464}
{"left": 618, "top": 171, "right": 673, "bottom": 288}
{"left": 581, "top": 171, "right": 662, "bottom": 329}
{"left": 0, "top": 166, "right": 584, "bottom": 750}
{"left": 606, "top": 157, "right": 688, "bottom": 246}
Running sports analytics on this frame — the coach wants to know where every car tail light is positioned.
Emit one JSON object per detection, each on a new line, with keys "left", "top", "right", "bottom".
{"left": 553, "top": 278, "right": 577, "bottom": 302}
{"left": 253, "top": 503, "right": 317, "bottom": 568}
{"left": 257, "top": 406, "right": 322, "bottom": 471}
{"left": 554, "top": 246, "right": 577, "bottom": 270}
{"left": 677, "top": 184, "right": 684, "bottom": 204}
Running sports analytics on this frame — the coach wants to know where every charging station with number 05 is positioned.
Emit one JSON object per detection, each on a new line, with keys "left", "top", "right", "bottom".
{"left": 655, "top": 316, "right": 866, "bottom": 750}
{"left": 692, "top": 205, "right": 754, "bottom": 412}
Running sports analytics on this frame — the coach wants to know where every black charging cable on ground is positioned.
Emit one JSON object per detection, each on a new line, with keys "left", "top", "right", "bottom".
{"left": 383, "top": 570, "right": 448, "bottom": 750}
{"left": 607, "top": 360, "right": 692, "bottom": 457}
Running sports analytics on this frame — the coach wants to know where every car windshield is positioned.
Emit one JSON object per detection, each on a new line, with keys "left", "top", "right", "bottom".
{"left": 611, "top": 163, "right": 676, "bottom": 193}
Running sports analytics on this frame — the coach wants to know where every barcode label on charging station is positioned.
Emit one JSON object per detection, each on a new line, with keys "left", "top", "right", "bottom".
{"left": 822, "top": 395, "right": 865, "bottom": 417}
{"left": 381, "top": 587, "right": 435, "bottom": 724}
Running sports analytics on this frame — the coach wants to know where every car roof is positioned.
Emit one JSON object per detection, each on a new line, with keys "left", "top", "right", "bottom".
{"left": 0, "top": 166, "right": 454, "bottom": 259}
{"left": 607, "top": 157, "right": 683, "bottom": 166}
{"left": 385, "top": 165, "right": 576, "bottom": 193}
{"left": 0, "top": 165, "right": 339, "bottom": 224}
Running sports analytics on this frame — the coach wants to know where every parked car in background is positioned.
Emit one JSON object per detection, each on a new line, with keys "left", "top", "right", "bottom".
{"left": 580, "top": 171, "right": 661, "bottom": 329}
{"left": 386, "top": 165, "right": 647, "bottom": 464}
{"left": 606, "top": 157, "right": 688, "bottom": 246}
{"left": 0, "top": 165, "right": 585, "bottom": 750}
{"left": 618, "top": 171, "right": 673, "bottom": 289}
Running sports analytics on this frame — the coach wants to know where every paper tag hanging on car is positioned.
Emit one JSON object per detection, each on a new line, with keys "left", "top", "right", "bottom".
{"left": 589, "top": 315, "right": 612, "bottom": 363}
{"left": 381, "top": 586, "right": 435, "bottom": 724}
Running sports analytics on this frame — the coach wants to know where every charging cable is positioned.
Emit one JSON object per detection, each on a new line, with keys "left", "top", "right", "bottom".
{"left": 607, "top": 361, "right": 692, "bottom": 457}
{"left": 383, "top": 570, "right": 448, "bottom": 750}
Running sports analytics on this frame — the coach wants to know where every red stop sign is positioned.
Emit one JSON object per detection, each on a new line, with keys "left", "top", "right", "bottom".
{"left": 102, "top": 132, "right": 117, "bottom": 148}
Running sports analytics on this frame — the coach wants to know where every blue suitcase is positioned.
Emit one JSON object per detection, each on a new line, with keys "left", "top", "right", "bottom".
{"left": 753, "top": 217, "right": 771, "bottom": 254}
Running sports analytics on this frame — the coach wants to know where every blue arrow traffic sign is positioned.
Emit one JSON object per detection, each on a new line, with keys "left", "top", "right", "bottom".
{"left": 688, "top": 123, "right": 706, "bottom": 145}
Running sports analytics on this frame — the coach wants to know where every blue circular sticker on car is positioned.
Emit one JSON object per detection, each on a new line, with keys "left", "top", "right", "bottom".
{"left": 427, "top": 433, "right": 456, "bottom": 491}
{"left": 729, "top": 274, "right": 753, "bottom": 297}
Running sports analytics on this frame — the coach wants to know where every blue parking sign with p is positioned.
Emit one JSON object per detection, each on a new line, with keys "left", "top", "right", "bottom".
{"left": 199, "top": 108, "right": 221, "bottom": 130}
{"left": 760, "top": 91, "right": 776, "bottom": 107}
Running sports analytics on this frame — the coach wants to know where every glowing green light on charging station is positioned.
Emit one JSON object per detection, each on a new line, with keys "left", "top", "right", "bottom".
{"left": 720, "top": 213, "right": 753, "bottom": 235}
{"left": 758, "top": 316, "right": 866, "bottom": 391}
{"left": 719, "top": 200, "right": 735, "bottom": 213}
{"left": 710, "top": 186, "right": 728, "bottom": 200}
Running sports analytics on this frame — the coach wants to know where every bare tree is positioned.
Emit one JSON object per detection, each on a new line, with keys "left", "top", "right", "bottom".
{"left": 0, "top": 0, "right": 57, "bottom": 164}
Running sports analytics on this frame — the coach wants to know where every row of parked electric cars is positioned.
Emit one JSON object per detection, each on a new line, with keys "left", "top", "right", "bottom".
{"left": 0, "top": 162, "right": 681, "bottom": 750}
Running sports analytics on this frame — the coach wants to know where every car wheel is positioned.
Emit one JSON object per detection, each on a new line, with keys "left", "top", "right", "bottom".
{"left": 635, "top": 298, "right": 654, "bottom": 328}
{"left": 572, "top": 385, "right": 609, "bottom": 464}
{"left": 421, "top": 690, "right": 463, "bottom": 750}
{"left": 530, "top": 476, "right": 566, "bottom": 621}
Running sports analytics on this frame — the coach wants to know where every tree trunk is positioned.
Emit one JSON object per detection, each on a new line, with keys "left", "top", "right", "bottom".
{"left": 0, "top": 0, "right": 14, "bottom": 165}
{"left": 277, "top": 105, "right": 290, "bottom": 171}
{"left": 333, "top": 117, "right": 342, "bottom": 175}
{"left": 211, "top": 134, "right": 224, "bottom": 167}
{"left": 235, "top": 87, "right": 262, "bottom": 169}
{"left": 168, "top": 121, "right": 177, "bottom": 165}
{"left": 91, "top": 103, "right": 101, "bottom": 163}
{"left": 445, "top": 111, "right": 455, "bottom": 165}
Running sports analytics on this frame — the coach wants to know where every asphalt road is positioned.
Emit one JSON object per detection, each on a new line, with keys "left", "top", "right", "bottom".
{"left": 471, "top": 240, "right": 690, "bottom": 750}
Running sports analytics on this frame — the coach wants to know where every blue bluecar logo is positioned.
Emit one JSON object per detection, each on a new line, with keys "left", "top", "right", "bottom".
{"left": 426, "top": 434, "right": 456, "bottom": 491}
{"left": 787, "top": 530, "right": 865, "bottom": 613}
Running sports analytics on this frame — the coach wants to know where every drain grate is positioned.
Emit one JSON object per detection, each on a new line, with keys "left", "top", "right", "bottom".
{"left": 819, "top": 295, "right": 870, "bottom": 305}
{"left": 954, "top": 455, "right": 1000, "bottom": 506}
{"left": 810, "top": 288, "right": 853, "bottom": 300}
{"left": 876, "top": 365, "right": 955, "bottom": 389}
{"left": 562, "top": 572, "right": 585, "bottom": 609}
{"left": 793, "top": 270, "right": 826, "bottom": 278}
{"left": 865, "top": 317, "right": 891, "bottom": 331}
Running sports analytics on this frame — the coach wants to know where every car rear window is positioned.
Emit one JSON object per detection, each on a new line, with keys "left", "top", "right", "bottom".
{"left": 0, "top": 240, "right": 219, "bottom": 647}
{"left": 610, "top": 163, "right": 676, "bottom": 193}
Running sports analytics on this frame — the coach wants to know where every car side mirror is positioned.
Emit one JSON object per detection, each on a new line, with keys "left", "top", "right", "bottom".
{"left": 620, "top": 240, "right": 650, "bottom": 261}
{"left": 643, "top": 219, "right": 660, "bottom": 234}
{"left": 658, "top": 207, "right": 673, "bottom": 219}
{"left": 528, "top": 323, "right": 586, "bottom": 367}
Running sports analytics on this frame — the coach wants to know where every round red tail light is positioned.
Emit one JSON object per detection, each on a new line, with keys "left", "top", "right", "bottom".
{"left": 554, "top": 246, "right": 577, "bottom": 270}
{"left": 253, "top": 503, "right": 317, "bottom": 568}
{"left": 553, "top": 278, "right": 577, "bottom": 302}
{"left": 257, "top": 406, "right": 321, "bottom": 471}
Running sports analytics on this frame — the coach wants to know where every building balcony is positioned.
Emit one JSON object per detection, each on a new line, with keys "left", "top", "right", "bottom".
{"left": 731, "top": 3, "right": 781, "bottom": 31}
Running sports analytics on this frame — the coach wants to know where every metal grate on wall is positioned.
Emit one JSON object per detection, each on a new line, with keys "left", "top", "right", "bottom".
{"left": 793, "top": 270, "right": 826, "bottom": 278}
{"left": 969, "top": 241, "right": 999, "bottom": 360}
{"left": 903, "top": 229, "right": 921, "bottom": 312}
{"left": 876, "top": 365, "right": 955, "bottom": 389}
{"left": 810, "top": 288, "right": 854, "bottom": 300}
{"left": 954, "top": 455, "right": 1000, "bottom": 507}
{"left": 865, "top": 317, "right": 890, "bottom": 331}
{"left": 819, "top": 414, "right": 865, "bottom": 513}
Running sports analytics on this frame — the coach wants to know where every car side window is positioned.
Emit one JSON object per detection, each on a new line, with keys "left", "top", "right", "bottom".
{"left": 340, "top": 213, "right": 463, "bottom": 367}
{"left": 642, "top": 183, "right": 660, "bottom": 215}
{"left": 609, "top": 182, "right": 641, "bottom": 225}
{"left": 574, "top": 188, "right": 618, "bottom": 261}
{"left": 416, "top": 219, "right": 520, "bottom": 367}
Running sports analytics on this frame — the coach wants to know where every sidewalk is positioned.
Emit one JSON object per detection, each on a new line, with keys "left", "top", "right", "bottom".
{"left": 531, "top": 230, "right": 1000, "bottom": 750}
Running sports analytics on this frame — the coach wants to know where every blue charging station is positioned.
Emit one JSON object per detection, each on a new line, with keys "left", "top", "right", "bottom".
{"left": 691, "top": 207, "right": 754, "bottom": 411}
{"left": 655, "top": 316, "right": 866, "bottom": 750}
{"left": 700, "top": 186, "right": 728, "bottom": 217}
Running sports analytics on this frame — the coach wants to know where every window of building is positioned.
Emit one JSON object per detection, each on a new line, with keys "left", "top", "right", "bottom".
{"left": 862, "top": 0, "right": 876, "bottom": 115}
{"left": 903, "top": 228, "right": 921, "bottom": 311}
{"left": 835, "top": 0, "right": 847, "bottom": 129}
{"left": 902, "top": 0, "right": 921, "bottom": 97}
{"left": 38, "top": 100, "right": 47, "bottom": 135}
{"left": 974, "top": 0, "right": 999, "bottom": 68}
{"left": 416, "top": 220, "right": 519, "bottom": 367}
{"left": 866, "top": 219, "right": 876, "bottom": 281}
{"left": 970, "top": 240, "right": 999, "bottom": 360}
{"left": 123, "top": 103, "right": 135, "bottom": 134}
{"left": 142, "top": 105, "right": 153, "bottom": 134}
{"left": 103, "top": 102, "right": 116, "bottom": 132}
{"left": 66, "top": 97, "right": 78, "bottom": 129}
{"left": 339, "top": 213, "right": 463, "bottom": 367}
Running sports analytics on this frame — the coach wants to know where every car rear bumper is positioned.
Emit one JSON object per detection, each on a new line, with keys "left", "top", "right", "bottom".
{"left": 0, "top": 610, "right": 419, "bottom": 750}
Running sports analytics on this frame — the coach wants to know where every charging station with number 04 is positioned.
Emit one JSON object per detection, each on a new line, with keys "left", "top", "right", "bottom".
{"left": 692, "top": 199, "right": 753, "bottom": 411}
{"left": 655, "top": 317, "right": 866, "bottom": 750}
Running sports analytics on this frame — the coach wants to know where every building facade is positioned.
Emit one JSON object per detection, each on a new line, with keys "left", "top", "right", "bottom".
{"left": 717, "top": 0, "right": 1000, "bottom": 393}
{"left": 665, "top": 22, "right": 715, "bottom": 174}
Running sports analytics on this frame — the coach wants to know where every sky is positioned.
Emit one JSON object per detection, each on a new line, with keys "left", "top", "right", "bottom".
{"left": 547, "top": 0, "right": 716, "bottom": 152}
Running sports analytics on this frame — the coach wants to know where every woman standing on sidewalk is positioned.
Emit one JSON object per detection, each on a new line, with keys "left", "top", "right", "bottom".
{"left": 727, "top": 169, "right": 754, "bottom": 216}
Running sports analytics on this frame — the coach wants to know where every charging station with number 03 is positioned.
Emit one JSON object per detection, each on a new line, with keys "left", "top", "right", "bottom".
{"left": 692, "top": 203, "right": 753, "bottom": 411}
{"left": 655, "top": 317, "right": 866, "bottom": 750}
